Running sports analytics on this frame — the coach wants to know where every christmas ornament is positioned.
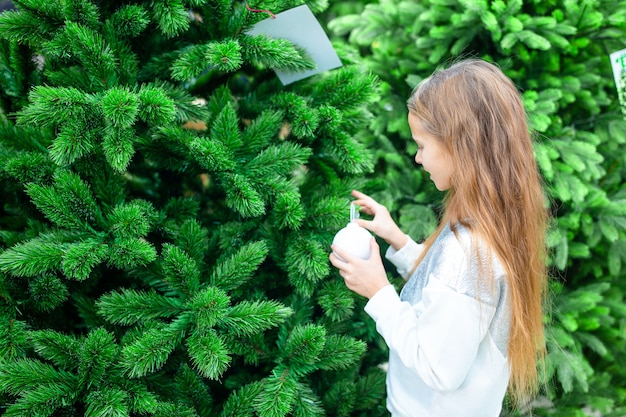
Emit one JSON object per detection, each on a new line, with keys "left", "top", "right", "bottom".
{"left": 332, "top": 203, "right": 371, "bottom": 261}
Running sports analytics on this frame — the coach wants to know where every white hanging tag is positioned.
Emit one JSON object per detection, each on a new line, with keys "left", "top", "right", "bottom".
{"left": 246, "top": 5, "right": 343, "bottom": 85}
{"left": 610, "top": 48, "right": 626, "bottom": 116}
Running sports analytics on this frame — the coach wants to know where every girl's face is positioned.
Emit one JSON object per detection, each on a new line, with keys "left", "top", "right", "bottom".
{"left": 408, "top": 114, "right": 454, "bottom": 191}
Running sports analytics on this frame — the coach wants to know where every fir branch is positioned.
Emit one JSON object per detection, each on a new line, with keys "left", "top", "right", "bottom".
{"left": 121, "top": 320, "right": 187, "bottom": 378}
{"left": 210, "top": 103, "right": 242, "bottom": 149}
{"left": 272, "top": 190, "right": 305, "bottom": 230}
{"left": 188, "top": 285, "right": 231, "bottom": 328}
{"left": 137, "top": 85, "right": 177, "bottom": 125}
{"left": 254, "top": 365, "right": 298, "bottom": 417}
{"left": 62, "top": 0, "right": 101, "bottom": 29}
{"left": 146, "top": 125, "right": 202, "bottom": 172}
{"left": 118, "top": 379, "right": 159, "bottom": 415}
{"left": 16, "top": 86, "right": 92, "bottom": 128}
{"left": 105, "top": 237, "right": 157, "bottom": 270}
{"left": 219, "top": 300, "right": 293, "bottom": 336}
{"left": 186, "top": 329, "right": 231, "bottom": 380}
{"left": 152, "top": 401, "right": 200, "bottom": 416}
{"left": 352, "top": 368, "right": 387, "bottom": 412}
{"left": 85, "top": 387, "right": 129, "bottom": 417}
{"left": 171, "top": 40, "right": 243, "bottom": 80}
{"left": 209, "top": 240, "right": 269, "bottom": 291}
{"left": 27, "top": 273, "right": 69, "bottom": 311}
{"left": 223, "top": 332, "right": 267, "bottom": 366}
{"left": 0, "top": 8, "right": 61, "bottom": 45}
{"left": 48, "top": 120, "right": 98, "bottom": 166}
{"left": 99, "top": 87, "right": 139, "bottom": 128}
{"left": 189, "top": 135, "right": 236, "bottom": 172}
{"left": 160, "top": 243, "right": 201, "bottom": 295}
{"left": 312, "top": 66, "right": 380, "bottom": 110}
{"left": 0, "top": 314, "right": 28, "bottom": 359}
{"left": 0, "top": 41, "right": 24, "bottom": 101}
{"left": 240, "top": 110, "right": 284, "bottom": 154}
{"left": 79, "top": 328, "right": 120, "bottom": 388}
{"left": 102, "top": 125, "right": 136, "bottom": 172}
{"left": 30, "top": 329, "right": 81, "bottom": 370}
{"left": 317, "top": 279, "right": 355, "bottom": 322}
{"left": 243, "top": 142, "right": 312, "bottom": 179}
{"left": 85, "top": 162, "right": 127, "bottom": 211}
{"left": 26, "top": 169, "right": 104, "bottom": 231}
{"left": 0, "top": 123, "right": 53, "bottom": 153}
{"left": 284, "top": 234, "right": 330, "bottom": 294}
{"left": 146, "top": 81, "right": 210, "bottom": 124}
{"left": 321, "top": 130, "right": 374, "bottom": 174}
{"left": 151, "top": 0, "right": 190, "bottom": 38}
{"left": 204, "top": 85, "right": 235, "bottom": 122}
{"left": 322, "top": 380, "right": 356, "bottom": 417}
{"left": 271, "top": 92, "right": 309, "bottom": 118}
{"left": 0, "top": 238, "right": 65, "bottom": 277}
{"left": 2, "top": 380, "right": 80, "bottom": 417}
{"left": 107, "top": 5, "right": 150, "bottom": 39}
{"left": 280, "top": 324, "right": 326, "bottom": 371}
{"left": 292, "top": 383, "right": 324, "bottom": 417}
{"left": 314, "top": 334, "right": 366, "bottom": 371}
{"left": 61, "top": 21, "right": 119, "bottom": 90}
{"left": 96, "top": 288, "right": 185, "bottom": 326}
{"left": 174, "top": 364, "right": 214, "bottom": 416}
{"left": 240, "top": 34, "right": 316, "bottom": 72}
{"left": 290, "top": 106, "right": 320, "bottom": 139}
{"left": 163, "top": 197, "right": 201, "bottom": 221}
{"left": 60, "top": 238, "right": 107, "bottom": 281}
{"left": 173, "top": 219, "right": 208, "bottom": 266}
{"left": 0, "top": 358, "right": 79, "bottom": 396}
{"left": 315, "top": 104, "right": 343, "bottom": 137}
{"left": 220, "top": 172, "right": 266, "bottom": 217}
{"left": 220, "top": 381, "right": 263, "bottom": 417}
{"left": 108, "top": 202, "right": 151, "bottom": 239}
{"left": 15, "top": 0, "right": 65, "bottom": 21}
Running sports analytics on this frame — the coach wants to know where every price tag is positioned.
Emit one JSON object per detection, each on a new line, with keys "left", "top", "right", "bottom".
{"left": 610, "top": 48, "right": 626, "bottom": 116}
{"left": 246, "top": 5, "right": 343, "bottom": 85}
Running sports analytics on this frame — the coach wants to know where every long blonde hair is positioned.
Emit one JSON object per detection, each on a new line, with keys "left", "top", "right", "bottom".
{"left": 407, "top": 59, "right": 548, "bottom": 405}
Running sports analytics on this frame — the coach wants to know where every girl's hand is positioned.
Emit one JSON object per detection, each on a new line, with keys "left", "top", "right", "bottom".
{"left": 330, "top": 238, "right": 390, "bottom": 299}
{"left": 351, "top": 190, "right": 408, "bottom": 251}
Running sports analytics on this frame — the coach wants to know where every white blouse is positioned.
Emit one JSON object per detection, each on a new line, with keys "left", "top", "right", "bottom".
{"left": 364, "top": 224, "right": 511, "bottom": 417}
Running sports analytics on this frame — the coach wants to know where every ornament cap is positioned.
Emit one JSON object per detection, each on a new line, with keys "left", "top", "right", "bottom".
{"left": 332, "top": 203, "right": 371, "bottom": 261}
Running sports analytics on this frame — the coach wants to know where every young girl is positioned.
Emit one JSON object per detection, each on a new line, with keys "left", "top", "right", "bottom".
{"left": 329, "top": 59, "right": 548, "bottom": 416}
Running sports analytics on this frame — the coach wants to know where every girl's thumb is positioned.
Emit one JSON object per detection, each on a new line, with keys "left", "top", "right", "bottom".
{"left": 368, "top": 236, "right": 380, "bottom": 259}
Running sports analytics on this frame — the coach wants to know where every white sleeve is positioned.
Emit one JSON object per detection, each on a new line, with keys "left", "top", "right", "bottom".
{"left": 384, "top": 236, "right": 424, "bottom": 280}
{"left": 364, "top": 277, "right": 496, "bottom": 392}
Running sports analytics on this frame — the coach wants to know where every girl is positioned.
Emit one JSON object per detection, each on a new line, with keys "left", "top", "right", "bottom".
{"left": 329, "top": 59, "right": 548, "bottom": 416}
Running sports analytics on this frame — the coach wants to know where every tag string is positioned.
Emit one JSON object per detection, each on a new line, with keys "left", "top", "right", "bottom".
{"left": 245, "top": 2, "right": 276, "bottom": 18}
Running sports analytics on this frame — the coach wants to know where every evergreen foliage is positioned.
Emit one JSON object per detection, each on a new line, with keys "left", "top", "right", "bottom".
{"left": 327, "top": 0, "right": 626, "bottom": 415}
{"left": 0, "top": 0, "right": 388, "bottom": 416}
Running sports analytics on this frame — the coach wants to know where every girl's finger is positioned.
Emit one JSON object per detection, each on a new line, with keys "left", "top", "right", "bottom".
{"left": 329, "top": 252, "right": 345, "bottom": 268}
{"left": 330, "top": 244, "right": 354, "bottom": 263}
{"left": 351, "top": 190, "right": 368, "bottom": 199}
{"left": 355, "top": 218, "right": 374, "bottom": 231}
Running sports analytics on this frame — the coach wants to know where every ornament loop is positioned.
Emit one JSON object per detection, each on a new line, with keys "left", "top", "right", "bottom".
{"left": 350, "top": 203, "right": 359, "bottom": 222}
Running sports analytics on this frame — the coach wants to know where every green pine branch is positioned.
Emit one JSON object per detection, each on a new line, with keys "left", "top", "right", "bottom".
{"left": 96, "top": 288, "right": 185, "bottom": 326}
{"left": 220, "top": 300, "right": 293, "bottom": 337}
{"left": 209, "top": 240, "right": 269, "bottom": 291}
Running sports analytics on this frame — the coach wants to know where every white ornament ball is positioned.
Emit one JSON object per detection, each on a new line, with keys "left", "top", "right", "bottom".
{"left": 332, "top": 222, "right": 372, "bottom": 261}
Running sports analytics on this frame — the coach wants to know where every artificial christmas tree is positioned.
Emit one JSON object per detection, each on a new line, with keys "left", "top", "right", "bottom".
{"left": 0, "top": 1, "right": 389, "bottom": 416}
